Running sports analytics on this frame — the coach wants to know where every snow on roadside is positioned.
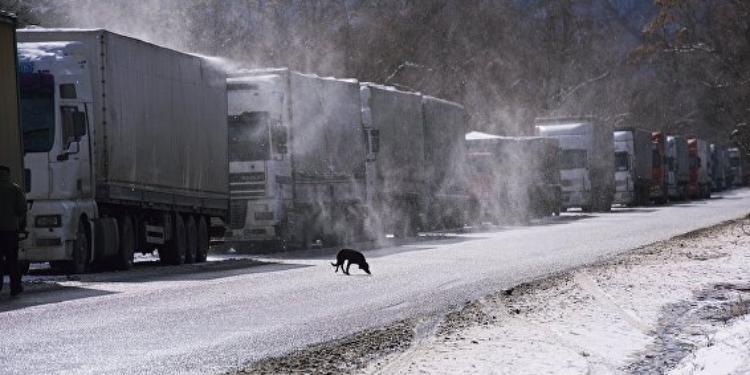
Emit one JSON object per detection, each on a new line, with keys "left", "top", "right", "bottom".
{"left": 669, "top": 316, "right": 750, "bottom": 375}
{"left": 361, "top": 218, "right": 750, "bottom": 374}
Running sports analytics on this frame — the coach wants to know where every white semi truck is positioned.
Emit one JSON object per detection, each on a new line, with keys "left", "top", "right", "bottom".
{"left": 17, "top": 29, "right": 229, "bottom": 272}
{"left": 534, "top": 117, "right": 614, "bottom": 212}
{"left": 225, "top": 68, "right": 370, "bottom": 249}
{"left": 613, "top": 128, "right": 653, "bottom": 206}
{"left": 360, "top": 83, "right": 426, "bottom": 237}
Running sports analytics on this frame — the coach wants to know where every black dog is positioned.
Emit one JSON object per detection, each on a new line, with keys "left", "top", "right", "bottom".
{"left": 331, "top": 249, "right": 371, "bottom": 275}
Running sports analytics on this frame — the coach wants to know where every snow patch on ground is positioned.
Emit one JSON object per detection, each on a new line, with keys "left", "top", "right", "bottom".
{"left": 669, "top": 316, "right": 750, "bottom": 375}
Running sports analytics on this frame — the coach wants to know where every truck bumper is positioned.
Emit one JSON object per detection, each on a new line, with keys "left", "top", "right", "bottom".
{"left": 19, "top": 240, "right": 72, "bottom": 262}
{"left": 18, "top": 199, "right": 92, "bottom": 262}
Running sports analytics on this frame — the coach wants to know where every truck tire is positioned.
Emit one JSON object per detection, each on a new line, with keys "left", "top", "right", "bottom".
{"left": 115, "top": 215, "right": 135, "bottom": 270}
{"left": 196, "top": 216, "right": 209, "bottom": 263}
{"left": 184, "top": 215, "right": 197, "bottom": 264}
{"left": 55, "top": 221, "right": 90, "bottom": 274}
{"left": 160, "top": 213, "right": 186, "bottom": 265}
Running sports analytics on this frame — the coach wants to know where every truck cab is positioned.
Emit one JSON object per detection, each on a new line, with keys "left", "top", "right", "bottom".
{"left": 225, "top": 73, "right": 290, "bottom": 247}
{"left": 727, "top": 147, "right": 743, "bottom": 187}
{"left": 17, "top": 41, "right": 95, "bottom": 264}
{"left": 534, "top": 117, "right": 613, "bottom": 212}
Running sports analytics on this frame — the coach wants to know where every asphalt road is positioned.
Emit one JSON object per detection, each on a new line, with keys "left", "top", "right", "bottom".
{"left": 2, "top": 189, "right": 750, "bottom": 374}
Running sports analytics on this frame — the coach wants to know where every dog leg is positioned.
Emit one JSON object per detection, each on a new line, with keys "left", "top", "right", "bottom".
{"left": 345, "top": 262, "right": 351, "bottom": 275}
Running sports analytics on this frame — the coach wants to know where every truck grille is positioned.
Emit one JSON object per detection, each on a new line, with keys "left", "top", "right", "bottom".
{"left": 229, "top": 200, "right": 248, "bottom": 229}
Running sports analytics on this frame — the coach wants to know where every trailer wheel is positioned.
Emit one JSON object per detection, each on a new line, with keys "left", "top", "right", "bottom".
{"left": 196, "top": 216, "right": 209, "bottom": 263}
{"left": 184, "top": 215, "right": 197, "bottom": 264}
{"left": 115, "top": 215, "right": 135, "bottom": 270}
{"left": 160, "top": 213, "right": 186, "bottom": 265}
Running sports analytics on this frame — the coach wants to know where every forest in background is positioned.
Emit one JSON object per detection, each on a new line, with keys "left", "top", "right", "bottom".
{"left": 2, "top": 0, "right": 748, "bottom": 145}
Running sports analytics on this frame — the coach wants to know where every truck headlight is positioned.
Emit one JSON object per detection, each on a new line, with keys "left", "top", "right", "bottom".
{"left": 35, "top": 215, "right": 62, "bottom": 228}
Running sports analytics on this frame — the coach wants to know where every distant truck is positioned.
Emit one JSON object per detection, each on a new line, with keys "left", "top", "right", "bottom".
{"left": 17, "top": 29, "right": 229, "bottom": 272}
{"left": 727, "top": 147, "right": 743, "bottom": 187}
{"left": 361, "top": 83, "right": 425, "bottom": 238}
{"left": 613, "top": 128, "right": 653, "bottom": 206}
{"left": 666, "top": 135, "right": 689, "bottom": 200}
{"left": 225, "top": 68, "right": 370, "bottom": 249}
{"left": 710, "top": 144, "right": 727, "bottom": 192}
{"left": 534, "top": 117, "right": 614, "bottom": 212}
{"left": 421, "top": 96, "right": 469, "bottom": 230}
{"left": 650, "top": 132, "right": 668, "bottom": 204}
{"left": 0, "top": 13, "right": 24, "bottom": 193}
{"left": 465, "top": 132, "right": 560, "bottom": 223}
{"left": 687, "top": 137, "right": 711, "bottom": 199}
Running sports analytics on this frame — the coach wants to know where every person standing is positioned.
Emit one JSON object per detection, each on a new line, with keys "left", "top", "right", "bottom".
{"left": 0, "top": 165, "right": 27, "bottom": 296}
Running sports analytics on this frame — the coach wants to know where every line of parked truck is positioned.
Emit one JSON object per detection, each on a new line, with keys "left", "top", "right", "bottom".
{"left": 0, "top": 27, "right": 746, "bottom": 273}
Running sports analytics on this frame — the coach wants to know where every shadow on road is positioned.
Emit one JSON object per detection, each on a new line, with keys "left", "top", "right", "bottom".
{"left": 0, "top": 286, "right": 115, "bottom": 313}
{"left": 25, "top": 259, "right": 309, "bottom": 284}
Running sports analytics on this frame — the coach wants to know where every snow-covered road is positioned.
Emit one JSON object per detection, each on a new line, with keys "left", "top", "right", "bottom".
{"left": 2, "top": 189, "right": 750, "bottom": 374}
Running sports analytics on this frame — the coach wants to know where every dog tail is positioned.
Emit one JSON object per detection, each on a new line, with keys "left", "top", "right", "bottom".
{"left": 331, "top": 262, "right": 339, "bottom": 267}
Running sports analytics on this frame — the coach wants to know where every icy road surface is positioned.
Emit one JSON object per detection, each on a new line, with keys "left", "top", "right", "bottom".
{"left": 2, "top": 189, "right": 750, "bottom": 374}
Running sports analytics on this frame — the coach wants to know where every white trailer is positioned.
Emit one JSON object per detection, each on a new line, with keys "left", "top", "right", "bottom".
{"left": 361, "top": 83, "right": 426, "bottom": 237}
{"left": 225, "top": 68, "right": 370, "bottom": 249}
{"left": 613, "top": 128, "right": 653, "bottom": 206}
{"left": 17, "top": 29, "right": 229, "bottom": 272}
{"left": 534, "top": 117, "right": 614, "bottom": 211}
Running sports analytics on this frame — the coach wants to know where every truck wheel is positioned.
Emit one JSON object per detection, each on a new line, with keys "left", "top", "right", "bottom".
{"left": 64, "top": 221, "right": 90, "bottom": 274}
{"left": 160, "top": 213, "right": 186, "bottom": 265}
{"left": 184, "top": 215, "right": 197, "bottom": 264}
{"left": 196, "top": 216, "right": 209, "bottom": 263}
{"left": 115, "top": 215, "right": 135, "bottom": 270}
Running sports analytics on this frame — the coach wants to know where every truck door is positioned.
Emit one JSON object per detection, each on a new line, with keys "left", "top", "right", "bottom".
{"left": 50, "top": 78, "right": 93, "bottom": 199}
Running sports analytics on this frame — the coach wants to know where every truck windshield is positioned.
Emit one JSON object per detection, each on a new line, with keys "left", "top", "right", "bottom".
{"left": 730, "top": 158, "right": 740, "bottom": 167}
{"left": 559, "top": 149, "right": 587, "bottom": 170}
{"left": 615, "top": 152, "right": 630, "bottom": 171}
{"left": 20, "top": 73, "right": 55, "bottom": 153}
{"left": 228, "top": 111, "right": 270, "bottom": 161}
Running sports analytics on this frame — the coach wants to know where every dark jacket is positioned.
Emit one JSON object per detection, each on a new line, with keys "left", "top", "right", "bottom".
{"left": 0, "top": 172, "right": 27, "bottom": 232}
